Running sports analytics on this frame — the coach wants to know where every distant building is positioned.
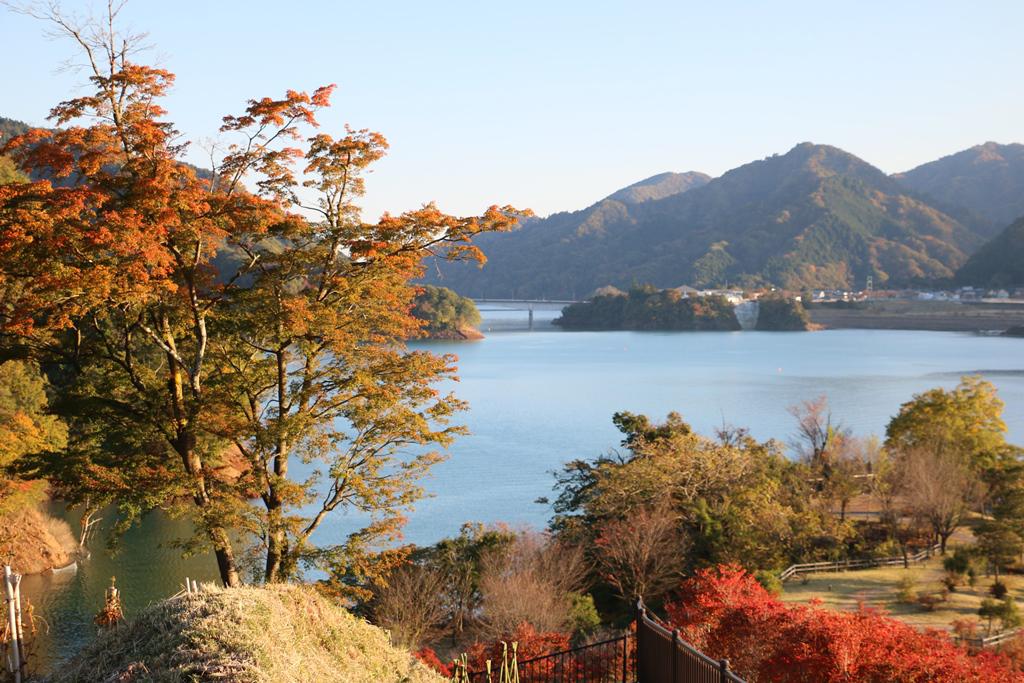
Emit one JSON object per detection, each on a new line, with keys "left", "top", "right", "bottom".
{"left": 673, "top": 285, "right": 701, "bottom": 298}
{"left": 700, "top": 289, "right": 745, "bottom": 305}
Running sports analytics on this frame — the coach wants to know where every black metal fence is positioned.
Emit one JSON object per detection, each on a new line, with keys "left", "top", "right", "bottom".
{"left": 635, "top": 601, "right": 745, "bottom": 683}
{"left": 463, "top": 601, "right": 744, "bottom": 683}
{"left": 467, "top": 634, "right": 633, "bottom": 682}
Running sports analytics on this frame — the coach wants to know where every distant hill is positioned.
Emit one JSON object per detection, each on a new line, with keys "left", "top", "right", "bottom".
{"left": 956, "top": 216, "right": 1024, "bottom": 288}
{"left": 0, "top": 116, "right": 32, "bottom": 142}
{"left": 427, "top": 143, "right": 981, "bottom": 298}
{"left": 606, "top": 171, "right": 711, "bottom": 204}
{"left": 894, "top": 142, "right": 1024, "bottom": 236}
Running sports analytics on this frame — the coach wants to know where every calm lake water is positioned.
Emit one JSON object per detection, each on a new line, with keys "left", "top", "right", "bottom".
{"left": 22, "top": 302, "right": 1024, "bottom": 671}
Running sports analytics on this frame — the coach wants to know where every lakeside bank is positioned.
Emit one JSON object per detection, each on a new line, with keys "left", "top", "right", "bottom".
{"left": 808, "top": 301, "right": 1024, "bottom": 333}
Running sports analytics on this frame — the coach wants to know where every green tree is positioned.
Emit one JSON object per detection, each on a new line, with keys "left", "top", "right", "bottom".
{"left": 413, "top": 523, "right": 516, "bottom": 646}
{"left": 974, "top": 523, "right": 1023, "bottom": 583}
{"left": 886, "top": 377, "right": 1009, "bottom": 471}
{"left": 411, "top": 285, "right": 481, "bottom": 334}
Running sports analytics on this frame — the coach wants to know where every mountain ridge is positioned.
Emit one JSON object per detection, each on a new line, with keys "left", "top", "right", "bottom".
{"left": 427, "top": 142, "right": 983, "bottom": 298}
{"left": 894, "top": 141, "right": 1024, "bottom": 236}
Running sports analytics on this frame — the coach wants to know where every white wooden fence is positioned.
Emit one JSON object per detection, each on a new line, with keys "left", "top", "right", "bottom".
{"left": 778, "top": 543, "right": 942, "bottom": 582}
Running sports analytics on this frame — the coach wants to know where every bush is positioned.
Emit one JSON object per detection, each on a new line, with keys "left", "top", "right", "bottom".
{"left": 566, "top": 592, "right": 601, "bottom": 637}
{"left": 918, "top": 593, "right": 945, "bottom": 611}
{"left": 663, "top": 565, "right": 1022, "bottom": 682}
{"left": 944, "top": 548, "right": 971, "bottom": 576}
{"left": 943, "top": 572, "right": 962, "bottom": 592}
{"left": 895, "top": 573, "right": 917, "bottom": 604}
{"left": 754, "top": 570, "right": 783, "bottom": 596}
{"left": 991, "top": 582, "right": 1009, "bottom": 599}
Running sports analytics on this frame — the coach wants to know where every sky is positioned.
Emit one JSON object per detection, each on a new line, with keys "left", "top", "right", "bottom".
{"left": 2, "top": 1, "right": 1023, "bottom": 219}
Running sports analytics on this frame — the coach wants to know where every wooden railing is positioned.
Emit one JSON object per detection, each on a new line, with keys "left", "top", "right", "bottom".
{"left": 778, "top": 544, "right": 941, "bottom": 582}
{"left": 962, "top": 628, "right": 1022, "bottom": 650}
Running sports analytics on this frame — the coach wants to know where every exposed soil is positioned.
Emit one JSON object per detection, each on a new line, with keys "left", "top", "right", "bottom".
{"left": 0, "top": 506, "right": 77, "bottom": 574}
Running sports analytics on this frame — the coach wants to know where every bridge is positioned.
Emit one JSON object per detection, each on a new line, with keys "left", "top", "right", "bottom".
{"left": 473, "top": 298, "right": 579, "bottom": 305}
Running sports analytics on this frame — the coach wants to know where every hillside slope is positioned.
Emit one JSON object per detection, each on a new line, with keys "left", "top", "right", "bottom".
{"left": 427, "top": 143, "right": 980, "bottom": 298}
{"left": 48, "top": 584, "right": 444, "bottom": 683}
{"left": 606, "top": 171, "right": 711, "bottom": 203}
{"left": 894, "top": 142, "right": 1024, "bottom": 236}
{"left": 956, "top": 216, "right": 1024, "bottom": 288}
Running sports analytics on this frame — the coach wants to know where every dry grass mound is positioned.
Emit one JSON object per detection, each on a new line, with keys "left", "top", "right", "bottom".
{"left": 48, "top": 583, "right": 445, "bottom": 683}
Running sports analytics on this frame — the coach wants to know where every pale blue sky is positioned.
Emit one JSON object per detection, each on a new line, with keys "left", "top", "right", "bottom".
{"left": 2, "top": 1, "right": 1022, "bottom": 219}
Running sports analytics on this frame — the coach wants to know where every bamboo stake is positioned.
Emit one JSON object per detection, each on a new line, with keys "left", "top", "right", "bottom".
{"left": 4, "top": 566, "right": 21, "bottom": 683}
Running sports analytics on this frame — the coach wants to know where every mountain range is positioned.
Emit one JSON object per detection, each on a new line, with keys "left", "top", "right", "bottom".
{"left": 4, "top": 115, "right": 1023, "bottom": 293}
{"left": 423, "top": 142, "right": 1024, "bottom": 297}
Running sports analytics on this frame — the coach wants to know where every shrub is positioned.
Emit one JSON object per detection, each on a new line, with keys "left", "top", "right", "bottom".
{"left": 944, "top": 548, "right": 971, "bottom": 576}
{"left": 754, "top": 570, "right": 783, "bottom": 596}
{"left": 918, "top": 592, "right": 946, "bottom": 611}
{"left": 567, "top": 592, "right": 601, "bottom": 637}
{"left": 895, "top": 573, "right": 917, "bottom": 604}
{"left": 991, "top": 582, "right": 1009, "bottom": 599}
{"left": 414, "top": 647, "right": 451, "bottom": 677}
{"left": 663, "top": 565, "right": 1022, "bottom": 682}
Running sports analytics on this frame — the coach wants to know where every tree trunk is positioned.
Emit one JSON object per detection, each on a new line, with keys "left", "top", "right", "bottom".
{"left": 264, "top": 507, "right": 286, "bottom": 583}
{"left": 209, "top": 527, "right": 241, "bottom": 588}
{"left": 264, "top": 346, "right": 290, "bottom": 584}
{"left": 163, "top": 329, "right": 241, "bottom": 588}
{"left": 939, "top": 532, "right": 950, "bottom": 555}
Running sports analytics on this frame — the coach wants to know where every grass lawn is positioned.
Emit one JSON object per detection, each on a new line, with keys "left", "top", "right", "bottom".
{"left": 779, "top": 555, "right": 1023, "bottom": 633}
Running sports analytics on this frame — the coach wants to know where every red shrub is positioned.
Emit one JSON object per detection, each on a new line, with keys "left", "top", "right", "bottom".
{"left": 414, "top": 646, "right": 451, "bottom": 677}
{"left": 664, "top": 564, "right": 1023, "bottom": 683}
{"left": 467, "top": 622, "right": 572, "bottom": 677}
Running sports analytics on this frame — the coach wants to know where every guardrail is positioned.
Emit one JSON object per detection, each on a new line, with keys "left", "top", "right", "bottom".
{"left": 779, "top": 544, "right": 941, "bottom": 583}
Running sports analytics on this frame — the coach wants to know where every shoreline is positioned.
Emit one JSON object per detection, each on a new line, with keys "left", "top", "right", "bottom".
{"left": 808, "top": 301, "right": 1024, "bottom": 333}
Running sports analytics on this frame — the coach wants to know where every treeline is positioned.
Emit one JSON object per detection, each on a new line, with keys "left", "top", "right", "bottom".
{"left": 375, "top": 378, "right": 1024, "bottom": 681}
{"left": 554, "top": 285, "right": 741, "bottom": 331}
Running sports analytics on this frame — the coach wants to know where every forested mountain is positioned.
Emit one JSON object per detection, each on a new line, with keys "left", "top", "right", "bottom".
{"left": 0, "top": 116, "right": 32, "bottom": 141}
{"left": 426, "top": 143, "right": 982, "bottom": 298}
{"left": 606, "top": 171, "right": 710, "bottom": 204}
{"left": 956, "top": 216, "right": 1024, "bottom": 288}
{"left": 894, "top": 142, "right": 1024, "bottom": 236}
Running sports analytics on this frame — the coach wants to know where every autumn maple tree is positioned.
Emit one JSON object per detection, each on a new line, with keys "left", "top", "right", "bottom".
{"left": 0, "top": 3, "right": 519, "bottom": 588}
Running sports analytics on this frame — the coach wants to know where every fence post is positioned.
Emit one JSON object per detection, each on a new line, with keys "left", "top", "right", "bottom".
{"left": 636, "top": 600, "right": 644, "bottom": 683}
{"left": 720, "top": 658, "right": 730, "bottom": 683}
{"left": 672, "top": 630, "right": 680, "bottom": 683}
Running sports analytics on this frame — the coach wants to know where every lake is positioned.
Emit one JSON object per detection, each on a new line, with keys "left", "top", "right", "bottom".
{"left": 22, "top": 302, "right": 1024, "bottom": 671}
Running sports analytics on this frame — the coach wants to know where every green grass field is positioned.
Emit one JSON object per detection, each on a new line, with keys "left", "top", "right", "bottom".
{"left": 779, "top": 556, "right": 1023, "bottom": 633}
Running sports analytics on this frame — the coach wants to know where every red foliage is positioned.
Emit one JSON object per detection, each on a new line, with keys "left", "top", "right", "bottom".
{"left": 413, "top": 646, "right": 451, "bottom": 677}
{"left": 467, "top": 622, "right": 571, "bottom": 676}
{"left": 664, "top": 564, "right": 1023, "bottom": 683}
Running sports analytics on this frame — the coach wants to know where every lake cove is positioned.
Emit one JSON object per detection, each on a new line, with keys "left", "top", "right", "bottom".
{"left": 23, "top": 302, "right": 1024, "bottom": 672}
